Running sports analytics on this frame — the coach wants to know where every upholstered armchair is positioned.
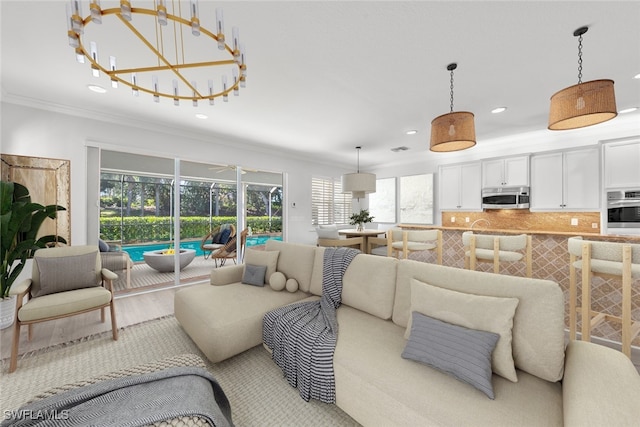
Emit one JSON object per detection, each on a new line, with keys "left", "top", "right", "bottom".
{"left": 9, "top": 245, "right": 118, "bottom": 373}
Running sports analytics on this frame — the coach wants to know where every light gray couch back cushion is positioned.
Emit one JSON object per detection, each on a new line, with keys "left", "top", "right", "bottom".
{"left": 341, "top": 254, "right": 398, "bottom": 319}
{"left": 265, "top": 240, "right": 316, "bottom": 292}
{"left": 393, "top": 260, "right": 565, "bottom": 383}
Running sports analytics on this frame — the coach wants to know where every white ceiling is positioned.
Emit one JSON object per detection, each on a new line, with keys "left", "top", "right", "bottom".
{"left": 2, "top": 1, "right": 639, "bottom": 170}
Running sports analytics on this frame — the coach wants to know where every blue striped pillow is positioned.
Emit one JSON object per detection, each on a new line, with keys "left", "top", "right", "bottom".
{"left": 402, "top": 311, "right": 500, "bottom": 399}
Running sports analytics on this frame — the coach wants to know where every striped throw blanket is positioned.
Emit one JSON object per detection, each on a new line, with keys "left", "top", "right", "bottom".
{"left": 262, "top": 247, "right": 359, "bottom": 403}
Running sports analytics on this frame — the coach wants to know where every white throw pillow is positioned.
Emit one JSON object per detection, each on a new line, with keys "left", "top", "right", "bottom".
{"left": 406, "top": 278, "right": 520, "bottom": 383}
{"left": 244, "top": 249, "right": 279, "bottom": 285}
{"left": 269, "top": 271, "right": 286, "bottom": 291}
{"left": 316, "top": 225, "right": 339, "bottom": 239}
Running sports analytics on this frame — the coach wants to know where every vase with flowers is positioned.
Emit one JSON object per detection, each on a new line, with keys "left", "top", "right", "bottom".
{"left": 349, "top": 209, "right": 374, "bottom": 232}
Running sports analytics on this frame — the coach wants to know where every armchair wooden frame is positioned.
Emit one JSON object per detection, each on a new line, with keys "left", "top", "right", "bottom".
{"left": 9, "top": 246, "right": 118, "bottom": 373}
{"left": 317, "top": 236, "right": 364, "bottom": 252}
{"left": 385, "top": 229, "right": 443, "bottom": 264}
{"left": 568, "top": 237, "right": 640, "bottom": 358}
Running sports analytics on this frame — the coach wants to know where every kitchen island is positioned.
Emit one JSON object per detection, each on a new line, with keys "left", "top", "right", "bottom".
{"left": 397, "top": 217, "right": 640, "bottom": 349}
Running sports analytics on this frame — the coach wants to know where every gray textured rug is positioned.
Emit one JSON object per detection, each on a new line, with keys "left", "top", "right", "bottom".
{"left": 0, "top": 316, "right": 360, "bottom": 426}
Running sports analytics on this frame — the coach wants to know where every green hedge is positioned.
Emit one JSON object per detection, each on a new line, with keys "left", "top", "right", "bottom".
{"left": 100, "top": 216, "right": 282, "bottom": 244}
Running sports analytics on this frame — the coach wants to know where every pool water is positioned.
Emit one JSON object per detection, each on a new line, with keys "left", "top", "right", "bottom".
{"left": 122, "top": 235, "right": 282, "bottom": 262}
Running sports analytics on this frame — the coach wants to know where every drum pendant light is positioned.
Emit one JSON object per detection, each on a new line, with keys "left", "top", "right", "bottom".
{"left": 548, "top": 26, "right": 617, "bottom": 130}
{"left": 430, "top": 63, "right": 476, "bottom": 152}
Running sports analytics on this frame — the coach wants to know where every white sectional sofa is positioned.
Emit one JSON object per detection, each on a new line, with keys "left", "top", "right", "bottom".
{"left": 174, "top": 240, "right": 640, "bottom": 426}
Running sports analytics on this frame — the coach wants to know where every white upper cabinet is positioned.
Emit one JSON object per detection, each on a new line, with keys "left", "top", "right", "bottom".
{"left": 439, "top": 162, "right": 482, "bottom": 211}
{"left": 530, "top": 147, "right": 600, "bottom": 211}
{"left": 482, "top": 156, "right": 530, "bottom": 187}
{"left": 604, "top": 139, "right": 640, "bottom": 189}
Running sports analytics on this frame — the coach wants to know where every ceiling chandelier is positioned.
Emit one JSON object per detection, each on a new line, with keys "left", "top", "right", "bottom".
{"left": 65, "top": 0, "right": 246, "bottom": 106}
{"left": 342, "top": 146, "right": 376, "bottom": 200}
{"left": 548, "top": 26, "right": 616, "bottom": 130}
{"left": 430, "top": 63, "right": 476, "bottom": 152}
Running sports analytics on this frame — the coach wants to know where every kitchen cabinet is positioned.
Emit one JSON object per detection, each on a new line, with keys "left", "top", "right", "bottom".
{"left": 530, "top": 147, "right": 600, "bottom": 211}
{"left": 604, "top": 139, "right": 640, "bottom": 189}
{"left": 439, "top": 162, "right": 482, "bottom": 211}
{"left": 482, "top": 156, "right": 529, "bottom": 187}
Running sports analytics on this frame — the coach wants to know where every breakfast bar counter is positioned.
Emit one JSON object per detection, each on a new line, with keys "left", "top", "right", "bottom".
{"left": 395, "top": 218, "right": 640, "bottom": 349}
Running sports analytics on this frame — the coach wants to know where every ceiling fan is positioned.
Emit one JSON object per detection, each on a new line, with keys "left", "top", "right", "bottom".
{"left": 208, "top": 165, "right": 258, "bottom": 174}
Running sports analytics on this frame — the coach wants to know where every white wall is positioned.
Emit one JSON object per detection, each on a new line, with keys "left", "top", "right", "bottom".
{"left": 0, "top": 102, "right": 349, "bottom": 246}
{"left": 372, "top": 114, "right": 640, "bottom": 225}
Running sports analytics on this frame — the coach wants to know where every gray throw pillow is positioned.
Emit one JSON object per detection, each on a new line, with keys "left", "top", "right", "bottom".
{"left": 242, "top": 264, "right": 267, "bottom": 287}
{"left": 402, "top": 311, "right": 500, "bottom": 399}
{"left": 34, "top": 252, "right": 100, "bottom": 297}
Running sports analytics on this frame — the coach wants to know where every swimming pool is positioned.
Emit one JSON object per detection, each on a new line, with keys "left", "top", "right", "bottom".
{"left": 122, "top": 235, "right": 282, "bottom": 262}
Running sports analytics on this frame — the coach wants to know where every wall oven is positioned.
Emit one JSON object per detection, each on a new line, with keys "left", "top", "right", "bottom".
{"left": 482, "top": 186, "right": 530, "bottom": 209}
{"left": 607, "top": 189, "right": 640, "bottom": 234}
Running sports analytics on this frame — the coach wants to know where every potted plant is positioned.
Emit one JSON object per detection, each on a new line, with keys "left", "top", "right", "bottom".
{"left": 349, "top": 209, "right": 374, "bottom": 232}
{"left": 0, "top": 180, "right": 66, "bottom": 329}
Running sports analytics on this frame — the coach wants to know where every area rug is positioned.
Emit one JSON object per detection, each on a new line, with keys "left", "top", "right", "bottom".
{"left": 0, "top": 316, "right": 360, "bottom": 426}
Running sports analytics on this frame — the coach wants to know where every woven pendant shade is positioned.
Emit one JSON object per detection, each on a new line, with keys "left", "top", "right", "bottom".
{"left": 548, "top": 79, "right": 617, "bottom": 130}
{"left": 430, "top": 111, "right": 476, "bottom": 152}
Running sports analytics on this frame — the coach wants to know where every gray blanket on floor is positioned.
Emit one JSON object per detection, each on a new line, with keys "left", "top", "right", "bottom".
{"left": 262, "top": 246, "right": 359, "bottom": 403}
{"left": 2, "top": 366, "right": 233, "bottom": 427}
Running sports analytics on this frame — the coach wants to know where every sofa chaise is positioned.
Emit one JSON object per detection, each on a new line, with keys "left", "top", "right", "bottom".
{"left": 174, "top": 240, "right": 640, "bottom": 426}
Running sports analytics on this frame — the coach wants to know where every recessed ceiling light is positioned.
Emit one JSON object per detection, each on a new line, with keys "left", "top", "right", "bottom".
{"left": 405, "top": 130, "right": 418, "bottom": 135}
{"left": 634, "top": 73, "right": 640, "bottom": 79}
{"left": 391, "top": 146, "right": 410, "bottom": 152}
{"left": 195, "top": 113, "right": 208, "bottom": 119}
{"left": 491, "top": 107, "right": 507, "bottom": 114}
{"left": 619, "top": 107, "right": 638, "bottom": 114}
{"left": 87, "top": 84, "right": 106, "bottom": 94}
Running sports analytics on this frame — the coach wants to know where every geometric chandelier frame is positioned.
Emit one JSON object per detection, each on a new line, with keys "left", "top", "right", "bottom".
{"left": 66, "top": 0, "right": 246, "bottom": 105}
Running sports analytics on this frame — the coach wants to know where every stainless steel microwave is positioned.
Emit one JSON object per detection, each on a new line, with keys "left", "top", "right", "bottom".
{"left": 607, "top": 189, "right": 640, "bottom": 232}
{"left": 482, "top": 186, "right": 530, "bottom": 209}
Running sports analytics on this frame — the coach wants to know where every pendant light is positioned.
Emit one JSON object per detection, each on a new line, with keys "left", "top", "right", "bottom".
{"left": 341, "top": 146, "right": 376, "bottom": 199}
{"left": 430, "top": 63, "right": 476, "bottom": 152}
{"left": 548, "top": 26, "right": 617, "bottom": 130}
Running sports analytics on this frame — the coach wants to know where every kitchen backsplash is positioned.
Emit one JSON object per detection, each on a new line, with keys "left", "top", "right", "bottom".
{"left": 442, "top": 210, "right": 601, "bottom": 234}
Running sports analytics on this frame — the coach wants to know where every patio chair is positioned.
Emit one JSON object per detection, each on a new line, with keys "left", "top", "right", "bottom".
{"left": 200, "top": 224, "right": 236, "bottom": 260}
{"left": 211, "top": 227, "right": 248, "bottom": 267}
{"left": 9, "top": 245, "right": 118, "bottom": 372}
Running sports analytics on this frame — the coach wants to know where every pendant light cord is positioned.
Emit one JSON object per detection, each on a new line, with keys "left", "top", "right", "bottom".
{"left": 577, "top": 33, "right": 583, "bottom": 84}
{"left": 449, "top": 68, "right": 455, "bottom": 113}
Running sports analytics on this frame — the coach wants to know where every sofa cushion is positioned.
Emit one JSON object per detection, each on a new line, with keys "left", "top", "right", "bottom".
{"left": 402, "top": 312, "right": 500, "bottom": 399}
{"left": 286, "top": 278, "right": 299, "bottom": 293}
{"left": 333, "top": 306, "right": 563, "bottom": 426}
{"left": 340, "top": 254, "right": 398, "bottom": 319}
{"left": 316, "top": 225, "right": 340, "bottom": 239}
{"left": 406, "top": 278, "right": 519, "bottom": 382}
{"left": 269, "top": 271, "right": 287, "bottom": 291}
{"left": 244, "top": 249, "right": 279, "bottom": 285}
{"left": 393, "top": 260, "right": 565, "bottom": 383}
{"left": 242, "top": 264, "right": 267, "bottom": 287}
{"left": 265, "top": 240, "right": 317, "bottom": 292}
{"left": 33, "top": 252, "right": 101, "bottom": 297}
{"left": 174, "top": 283, "right": 314, "bottom": 363}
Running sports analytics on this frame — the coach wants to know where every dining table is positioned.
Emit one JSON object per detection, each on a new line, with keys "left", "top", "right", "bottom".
{"left": 338, "top": 229, "right": 385, "bottom": 254}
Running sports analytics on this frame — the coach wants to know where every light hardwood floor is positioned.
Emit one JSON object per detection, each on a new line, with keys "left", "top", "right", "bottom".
{"left": 0, "top": 283, "right": 202, "bottom": 360}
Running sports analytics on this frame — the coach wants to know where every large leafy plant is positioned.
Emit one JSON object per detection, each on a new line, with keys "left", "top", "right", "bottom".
{"left": 1, "top": 180, "right": 66, "bottom": 299}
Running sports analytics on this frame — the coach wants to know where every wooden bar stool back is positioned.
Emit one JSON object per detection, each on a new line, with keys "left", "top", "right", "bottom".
{"left": 567, "top": 236, "right": 640, "bottom": 358}
{"left": 462, "top": 231, "right": 532, "bottom": 277}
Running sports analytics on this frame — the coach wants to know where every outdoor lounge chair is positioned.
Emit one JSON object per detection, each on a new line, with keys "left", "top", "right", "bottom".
{"left": 200, "top": 224, "right": 236, "bottom": 260}
{"left": 210, "top": 227, "right": 249, "bottom": 267}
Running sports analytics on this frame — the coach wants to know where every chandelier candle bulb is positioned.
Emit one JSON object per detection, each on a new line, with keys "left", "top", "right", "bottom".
{"left": 69, "top": 0, "right": 83, "bottom": 33}
{"left": 157, "top": 0, "right": 167, "bottom": 26}
{"left": 222, "top": 75, "right": 228, "bottom": 102}
{"left": 216, "top": 8, "right": 225, "bottom": 49}
{"left": 173, "top": 79, "right": 179, "bottom": 106}
{"left": 153, "top": 75, "right": 159, "bottom": 103}
{"left": 232, "top": 27, "right": 240, "bottom": 60}
{"left": 190, "top": 0, "right": 200, "bottom": 36}
{"left": 75, "top": 48, "right": 85, "bottom": 63}
{"left": 90, "top": 41, "right": 99, "bottom": 77}
{"left": 208, "top": 79, "right": 214, "bottom": 105}
{"left": 66, "top": 5, "right": 80, "bottom": 47}
{"left": 192, "top": 81, "right": 198, "bottom": 107}
{"left": 89, "top": 0, "right": 101, "bottom": 24}
{"left": 109, "top": 56, "right": 117, "bottom": 88}
{"left": 120, "top": 0, "right": 132, "bottom": 21}
{"left": 131, "top": 73, "right": 138, "bottom": 96}
{"left": 232, "top": 69, "right": 239, "bottom": 95}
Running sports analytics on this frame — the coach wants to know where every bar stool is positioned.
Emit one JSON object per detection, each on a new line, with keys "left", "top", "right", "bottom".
{"left": 391, "top": 229, "right": 443, "bottom": 264}
{"left": 462, "top": 231, "right": 532, "bottom": 277}
{"left": 568, "top": 236, "right": 640, "bottom": 358}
